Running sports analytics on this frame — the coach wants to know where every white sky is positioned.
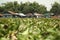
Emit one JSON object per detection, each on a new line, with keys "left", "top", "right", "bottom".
{"left": 0, "top": 0, "right": 60, "bottom": 11}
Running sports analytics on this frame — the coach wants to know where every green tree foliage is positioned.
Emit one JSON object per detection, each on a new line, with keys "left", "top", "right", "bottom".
{"left": 20, "top": 2, "right": 47, "bottom": 14}
{"left": 38, "top": 5, "right": 47, "bottom": 14}
{"left": 0, "top": 1, "right": 47, "bottom": 14}
{"left": 19, "top": 2, "right": 31, "bottom": 13}
{"left": 0, "top": 7, "right": 4, "bottom": 13}
{"left": 0, "top": 6, "right": 6, "bottom": 13}
{"left": 50, "top": 2, "right": 60, "bottom": 15}
{"left": 3, "top": 1, "right": 20, "bottom": 13}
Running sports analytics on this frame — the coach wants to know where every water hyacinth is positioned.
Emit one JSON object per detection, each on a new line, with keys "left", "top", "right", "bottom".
{"left": 0, "top": 18, "right": 60, "bottom": 40}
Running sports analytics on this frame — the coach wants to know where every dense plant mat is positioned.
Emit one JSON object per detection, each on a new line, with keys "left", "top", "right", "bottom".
{"left": 0, "top": 18, "right": 60, "bottom": 40}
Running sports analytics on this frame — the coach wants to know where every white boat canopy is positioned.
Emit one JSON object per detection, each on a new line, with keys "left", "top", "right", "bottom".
{"left": 18, "top": 13, "right": 26, "bottom": 16}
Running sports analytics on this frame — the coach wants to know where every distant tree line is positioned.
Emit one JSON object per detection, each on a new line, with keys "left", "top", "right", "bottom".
{"left": 0, "top": 1, "right": 60, "bottom": 15}
{"left": 0, "top": 1, "right": 47, "bottom": 14}
{"left": 50, "top": 2, "right": 60, "bottom": 15}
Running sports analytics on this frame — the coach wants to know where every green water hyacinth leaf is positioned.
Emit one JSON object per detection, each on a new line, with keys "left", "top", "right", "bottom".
{"left": 0, "top": 18, "right": 60, "bottom": 40}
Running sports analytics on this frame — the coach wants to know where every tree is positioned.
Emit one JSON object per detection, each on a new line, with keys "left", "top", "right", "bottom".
{"left": 0, "top": 6, "right": 6, "bottom": 13}
{"left": 50, "top": 2, "right": 60, "bottom": 15}
{"left": 37, "top": 5, "right": 47, "bottom": 14}
{"left": 20, "top": 2, "right": 47, "bottom": 14}
{"left": 0, "top": 1, "right": 47, "bottom": 14}
{"left": 0, "top": 7, "right": 4, "bottom": 12}
{"left": 28, "top": 2, "right": 47, "bottom": 14}
{"left": 3, "top": 1, "right": 20, "bottom": 13}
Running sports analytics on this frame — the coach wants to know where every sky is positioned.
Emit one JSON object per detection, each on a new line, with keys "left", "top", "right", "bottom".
{"left": 0, "top": 0, "right": 60, "bottom": 11}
